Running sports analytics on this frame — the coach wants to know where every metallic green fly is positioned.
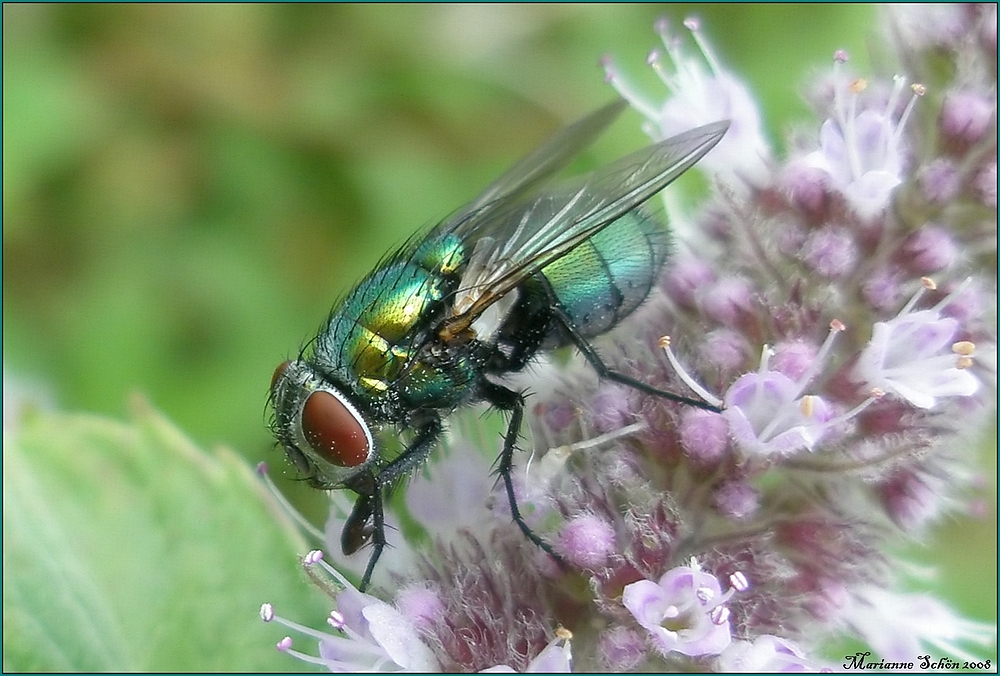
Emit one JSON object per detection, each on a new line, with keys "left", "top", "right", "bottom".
{"left": 270, "top": 100, "right": 727, "bottom": 590}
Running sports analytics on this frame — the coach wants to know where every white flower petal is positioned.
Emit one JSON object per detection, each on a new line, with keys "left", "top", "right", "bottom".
{"left": 363, "top": 603, "right": 441, "bottom": 671}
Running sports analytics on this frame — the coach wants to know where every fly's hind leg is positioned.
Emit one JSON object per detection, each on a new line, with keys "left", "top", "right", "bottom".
{"left": 479, "top": 379, "right": 565, "bottom": 567}
{"left": 551, "top": 304, "right": 722, "bottom": 413}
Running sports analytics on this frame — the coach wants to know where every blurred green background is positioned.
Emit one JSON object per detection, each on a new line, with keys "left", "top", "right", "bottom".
{"left": 3, "top": 2, "right": 995, "bottom": 659}
{"left": 4, "top": 3, "right": 884, "bottom": 455}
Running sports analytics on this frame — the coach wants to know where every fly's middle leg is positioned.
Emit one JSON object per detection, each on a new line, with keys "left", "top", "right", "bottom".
{"left": 480, "top": 379, "right": 566, "bottom": 568}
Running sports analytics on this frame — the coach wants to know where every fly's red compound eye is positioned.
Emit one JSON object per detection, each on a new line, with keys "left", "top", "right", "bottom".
{"left": 301, "top": 390, "right": 370, "bottom": 467}
{"left": 271, "top": 360, "right": 292, "bottom": 392}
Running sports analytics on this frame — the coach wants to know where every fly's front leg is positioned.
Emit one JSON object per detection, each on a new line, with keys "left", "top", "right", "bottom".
{"left": 342, "top": 418, "right": 443, "bottom": 592}
{"left": 341, "top": 476, "right": 386, "bottom": 593}
{"left": 342, "top": 488, "right": 375, "bottom": 555}
{"left": 552, "top": 305, "right": 722, "bottom": 413}
{"left": 480, "top": 380, "right": 565, "bottom": 568}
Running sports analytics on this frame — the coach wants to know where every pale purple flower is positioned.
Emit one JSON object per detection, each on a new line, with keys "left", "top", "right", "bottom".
{"left": 807, "top": 111, "right": 905, "bottom": 220}
{"left": 718, "top": 328, "right": 843, "bottom": 458}
{"left": 845, "top": 586, "right": 997, "bottom": 663}
{"left": 722, "top": 368, "right": 833, "bottom": 457}
{"left": 602, "top": 16, "right": 770, "bottom": 187}
{"left": 800, "top": 65, "right": 923, "bottom": 220}
{"left": 660, "top": 325, "right": 878, "bottom": 458}
{"left": 481, "top": 633, "right": 573, "bottom": 673}
{"left": 622, "top": 560, "right": 734, "bottom": 657}
{"left": 536, "top": 398, "right": 579, "bottom": 433}
{"left": 780, "top": 159, "right": 834, "bottom": 215}
{"left": 588, "top": 383, "right": 635, "bottom": 433}
{"left": 322, "top": 602, "right": 439, "bottom": 672}
{"left": 938, "top": 278, "right": 986, "bottom": 324}
{"left": 853, "top": 282, "right": 980, "bottom": 409}
{"left": 260, "top": 552, "right": 440, "bottom": 672}
{"left": 716, "top": 635, "right": 824, "bottom": 672}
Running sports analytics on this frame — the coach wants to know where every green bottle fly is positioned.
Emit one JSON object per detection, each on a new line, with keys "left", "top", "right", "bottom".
{"left": 270, "top": 100, "right": 727, "bottom": 589}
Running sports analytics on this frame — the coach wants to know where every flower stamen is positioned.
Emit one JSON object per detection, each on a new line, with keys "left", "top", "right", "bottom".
{"left": 659, "top": 336, "right": 725, "bottom": 408}
{"left": 256, "top": 463, "right": 326, "bottom": 541}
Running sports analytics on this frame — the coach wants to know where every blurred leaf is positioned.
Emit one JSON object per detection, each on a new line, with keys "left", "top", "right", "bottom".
{"left": 2, "top": 400, "right": 328, "bottom": 671}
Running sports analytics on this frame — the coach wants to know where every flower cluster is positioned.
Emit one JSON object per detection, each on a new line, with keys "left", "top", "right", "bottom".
{"left": 262, "top": 7, "right": 996, "bottom": 672}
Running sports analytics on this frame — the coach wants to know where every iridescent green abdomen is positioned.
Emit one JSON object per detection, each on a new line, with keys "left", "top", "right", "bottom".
{"left": 313, "top": 235, "right": 465, "bottom": 402}
{"left": 540, "top": 208, "right": 669, "bottom": 340}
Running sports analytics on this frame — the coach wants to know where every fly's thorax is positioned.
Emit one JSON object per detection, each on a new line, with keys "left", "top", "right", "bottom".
{"left": 395, "top": 347, "right": 483, "bottom": 411}
{"left": 313, "top": 236, "right": 465, "bottom": 398}
{"left": 270, "top": 359, "right": 377, "bottom": 487}
{"left": 413, "top": 233, "right": 464, "bottom": 274}
{"left": 540, "top": 207, "right": 671, "bottom": 341}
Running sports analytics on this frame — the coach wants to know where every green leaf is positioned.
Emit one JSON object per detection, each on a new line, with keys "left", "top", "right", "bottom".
{"left": 3, "top": 398, "right": 330, "bottom": 671}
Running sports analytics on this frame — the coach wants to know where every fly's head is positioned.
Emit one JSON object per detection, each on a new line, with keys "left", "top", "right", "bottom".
{"left": 269, "top": 359, "right": 376, "bottom": 488}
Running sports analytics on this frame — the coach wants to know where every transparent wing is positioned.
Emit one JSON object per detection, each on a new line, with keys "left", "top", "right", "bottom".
{"left": 442, "top": 119, "right": 730, "bottom": 332}
{"left": 447, "top": 99, "right": 628, "bottom": 225}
